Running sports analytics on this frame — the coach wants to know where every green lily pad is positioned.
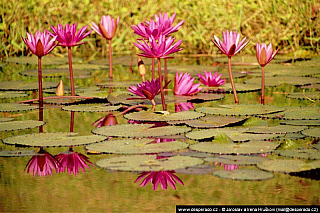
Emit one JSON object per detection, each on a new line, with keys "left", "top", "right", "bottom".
{"left": 196, "top": 104, "right": 286, "bottom": 116}
{"left": 312, "top": 143, "right": 320, "bottom": 150}
{"left": 2, "top": 132, "right": 107, "bottom": 147}
{"left": 252, "top": 64, "right": 320, "bottom": 77}
{"left": 189, "top": 141, "right": 280, "bottom": 154}
{"left": 96, "top": 155, "right": 204, "bottom": 172}
{"left": 123, "top": 111, "right": 205, "bottom": 122}
{"left": 302, "top": 128, "right": 320, "bottom": 138}
{"left": 62, "top": 104, "right": 121, "bottom": 112}
{"left": 280, "top": 120, "right": 320, "bottom": 126}
{"left": 89, "top": 55, "right": 152, "bottom": 66}
{"left": 4, "top": 56, "right": 79, "bottom": 65}
{"left": 44, "top": 98, "right": 87, "bottom": 105}
{"left": 0, "top": 120, "right": 45, "bottom": 131}
{"left": 300, "top": 84, "right": 320, "bottom": 90}
{"left": 276, "top": 133, "right": 306, "bottom": 140}
{"left": 20, "top": 69, "right": 91, "bottom": 78}
{"left": 0, "top": 81, "right": 57, "bottom": 91}
{"left": 201, "top": 83, "right": 261, "bottom": 93}
{"left": 257, "top": 159, "right": 320, "bottom": 173}
{"left": 0, "top": 118, "right": 14, "bottom": 122}
{"left": 97, "top": 81, "right": 141, "bottom": 88}
{"left": 0, "top": 103, "right": 38, "bottom": 112}
{"left": 258, "top": 107, "right": 320, "bottom": 120}
{"left": 169, "top": 116, "right": 247, "bottom": 128}
{"left": 167, "top": 65, "right": 219, "bottom": 73}
{"left": 86, "top": 138, "right": 188, "bottom": 154}
{"left": 276, "top": 149, "right": 320, "bottom": 160}
{"left": 92, "top": 124, "right": 191, "bottom": 138}
{"left": 175, "top": 164, "right": 215, "bottom": 175}
{"left": 212, "top": 169, "right": 274, "bottom": 181}
{"left": 0, "top": 91, "right": 28, "bottom": 99}
{"left": 75, "top": 91, "right": 110, "bottom": 99}
{"left": 287, "top": 92, "right": 320, "bottom": 100}
{"left": 205, "top": 155, "right": 269, "bottom": 165}
{"left": 107, "top": 91, "right": 143, "bottom": 105}
{"left": 245, "top": 125, "right": 307, "bottom": 134}
{"left": 244, "top": 77, "right": 320, "bottom": 87}
{"left": 57, "top": 63, "right": 107, "bottom": 70}
{"left": 173, "top": 93, "right": 225, "bottom": 102}
{"left": 0, "top": 150, "right": 38, "bottom": 157}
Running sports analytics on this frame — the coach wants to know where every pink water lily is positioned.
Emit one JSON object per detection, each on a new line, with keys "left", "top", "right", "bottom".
{"left": 48, "top": 23, "right": 92, "bottom": 47}
{"left": 174, "top": 72, "right": 202, "bottom": 96}
{"left": 22, "top": 31, "right": 57, "bottom": 57}
{"left": 91, "top": 15, "right": 119, "bottom": 40}
{"left": 55, "top": 149, "right": 92, "bottom": 176}
{"left": 256, "top": 43, "right": 279, "bottom": 67}
{"left": 175, "top": 102, "right": 195, "bottom": 112}
{"left": 197, "top": 70, "right": 226, "bottom": 87}
{"left": 135, "top": 170, "right": 184, "bottom": 190}
{"left": 212, "top": 30, "right": 249, "bottom": 57}
{"left": 26, "top": 149, "right": 60, "bottom": 176}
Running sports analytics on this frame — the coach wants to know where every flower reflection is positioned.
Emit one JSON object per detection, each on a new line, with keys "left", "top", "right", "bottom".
{"left": 26, "top": 148, "right": 59, "bottom": 176}
{"left": 92, "top": 113, "right": 118, "bottom": 128}
{"left": 55, "top": 148, "right": 92, "bottom": 176}
{"left": 135, "top": 170, "right": 184, "bottom": 190}
{"left": 215, "top": 162, "right": 239, "bottom": 171}
{"left": 175, "top": 102, "right": 195, "bottom": 112}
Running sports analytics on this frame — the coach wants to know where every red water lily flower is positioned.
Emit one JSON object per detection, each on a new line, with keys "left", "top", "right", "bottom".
{"left": 256, "top": 43, "right": 279, "bottom": 67}
{"left": 48, "top": 23, "right": 92, "bottom": 47}
{"left": 197, "top": 70, "right": 226, "bottom": 87}
{"left": 212, "top": 30, "right": 249, "bottom": 57}
{"left": 22, "top": 31, "right": 57, "bottom": 58}
{"left": 174, "top": 72, "right": 202, "bottom": 96}
{"left": 26, "top": 149, "right": 60, "bottom": 176}
{"left": 91, "top": 15, "right": 119, "bottom": 40}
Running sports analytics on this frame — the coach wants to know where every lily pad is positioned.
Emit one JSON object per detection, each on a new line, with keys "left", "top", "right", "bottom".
{"left": 20, "top": 69, "right": 91, "bottom": 78}
{"left": 0, "top": 120, "right": 45, "bottom": 131}
{"left": 257, "top": 159, "right": 320, "bottom": 173}
{"left": 196, "top": 105, "right": 286, "bottom": 116}
{"left": 44, "top": 98, "right": 87, "bottom": 105}
{"left": 75, "top": 91, "right": 110, "bottom": 99}
{"left": 123, "top": 111, "right": 205, "bottom": 122}
{"left": 244, "top": 76, "right": 320, "bottom": 87}
{"left": 175, "top": 164, "right": 215, "bottom": 175}
{"left": 0, "top": 81, "right": 57, "bottom": 91}
{"left": 0, "top": 91, "right": 28, "bottom": 99}
{"left": 173, "top": 93, "right": 225, "bottom": 102}
{"left": 280, "top": 120, "right": 320, "bottom": 126}
{"left": 286, "top": 92, "right": 320, "bottom": 100}
{"left": 89, "top": 55, "right": 152, "bottom": 66}
{"left": 258, "top": 107, "right": 320, "bottom": 120}
{"left": 0, "top": 150, "right": 38, "bottom": 157}
{"left": 201, "top": 83, "right": 261, "bottom": 93}
{"left": 302, "top": 128, "right": 320, "bottom": 138}
{"left": 212, "top": 169, "right": 274, "bottom": 181}
{"left": 276, "top": 149, "right": 320, "bottom": 160}
{"left": 245, "top": 125, "right": 307, "bottom": 134}
{"left": 62, "top": 104, "right": 121, "bottom": 112}
{"left": 2, "top": 132, "right": 107, "bottom": 147}
{"left": 4, "top": 56, "right": 78, "bottom": 65}
{"left": 0, "top": 118, "right": 14, "bottom": 122}
{"left": 0, "top": 103, "right": 38, "bottom": 112}
{"left": 97, "top": 81, "right": 141, "bottom": 88}
{"left": 92, "top": 124, "right": 191, "bottom": 138}
{"left": 169, "top": 116, "right": 247, "bottom": 128}
{"left": 312, "top": 143, "right": 320, "bottom": 150}
{"left": 300, "top": 84, "right": 320, "bottom": 90}
{"left": 86, "top": 138, "right": 188, "bottom": 154}
{"left": 205, "top": 155, "right": 269, "bottom": 165}
{"left": 189, "top": 141, "right": 279, "bottom": 154}
{"left": 96, "top": 155, "right": 204, "bottom": 172}
{"left": 57, "top": 63, "right": 107, "bottom": 70}
{"left": 107, "top": 91, "right": 143, "bottom": 105}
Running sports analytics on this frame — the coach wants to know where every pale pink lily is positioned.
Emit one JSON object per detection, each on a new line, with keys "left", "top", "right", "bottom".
{"left": 135, "top": 171, "right": 184, "bottom": 190}
{"left": 174, "top": 72, "right": 202, "bottom": 96}
{"left": 197, "top": 70, "right": 226, "bottom": 87}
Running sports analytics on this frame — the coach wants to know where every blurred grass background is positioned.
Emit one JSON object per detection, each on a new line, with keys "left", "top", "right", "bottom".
{"left": 1, "top": 0, "right": 319, "bottom": 60}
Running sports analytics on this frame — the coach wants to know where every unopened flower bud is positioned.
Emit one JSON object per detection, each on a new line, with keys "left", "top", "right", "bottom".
{"left": 56, "top": 79, "right": 64, "bottom": 96}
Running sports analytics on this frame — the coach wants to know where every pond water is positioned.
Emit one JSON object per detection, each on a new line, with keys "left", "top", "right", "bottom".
{"left": 0, "top": 55, "right": 319, "bottom": 212}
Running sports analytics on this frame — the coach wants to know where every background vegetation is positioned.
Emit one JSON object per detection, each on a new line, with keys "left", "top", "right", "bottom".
{"left": 1, "top": 0, "right": 319, "bottom": 59}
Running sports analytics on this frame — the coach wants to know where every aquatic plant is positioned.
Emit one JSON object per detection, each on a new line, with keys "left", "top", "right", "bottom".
{"left": 174, "top": 72, "right": 202, "bottom": 96}
{"left": 92, "top": 15, "right": 119, "bottom": 79}
{"left": 212, "top": 30, "right": 249, "bottom": 104}
{"left": 197, "top": 70, "right": 226, "bottom": 87}
{"left": 47, "top": 23, "right": 92, "bottom": 96}
{"left": 92, "top": 113, "right": 118, "bottom": 128}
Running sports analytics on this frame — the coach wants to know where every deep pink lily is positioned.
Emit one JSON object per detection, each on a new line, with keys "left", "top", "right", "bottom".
{"left": 197, "top": 70, "right": 226, "bottom": 87}
{"left": 174, "top": 72, "right": 202, "bottom": 96}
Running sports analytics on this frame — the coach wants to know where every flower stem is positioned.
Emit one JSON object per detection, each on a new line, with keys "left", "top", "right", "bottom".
{"left": 67, "top": 47, "right": 75, "bottom": 96}
{"left": 70, "top": 111, "right": 75, "bottom": 132}
{"left": 157, "top": 58, "right": 166, "bottom": 111}
{"left": 228, "top": 57, "right": 239, "bottom": 104}
{"left": 261, "top": 66, "right": 265, "bottom": 105}
{"left": 164, "top": 58, "right": 168, "bottom": 84}
{"left": 39, "top": 102, "right": 43, "bottom": 133}
{"left": 152, "top": 58, "right": 155, "bottom": 79}
{"left": 109, "top": 39, "right": 113, "bottom": 79}
{"left": 38, "top": 57, "right": 43, "bottom": 104}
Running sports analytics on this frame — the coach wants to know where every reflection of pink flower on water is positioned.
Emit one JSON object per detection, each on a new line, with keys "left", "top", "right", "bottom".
{"left": 55, "top": 150, "right": 92, "bottom": 176}
{"left": 92, "top": 113, "right": 118, "bottom": 128}
{"left": 154, "top": 138, "right": 176, "bottom": 143}
{"left": 175, "top": 102, "right": 195, "bottom": 112}
{"left": 135, "top": 170, "right": 184, "bottom": 190}
{"left": 215, "top": 162, "right": 239, "bottom": 171}
{"left": 26, "top": 149, "right": 59, "bottom": 176}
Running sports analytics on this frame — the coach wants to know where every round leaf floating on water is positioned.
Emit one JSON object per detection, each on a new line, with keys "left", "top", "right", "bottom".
{"left": 2, "top": 132, "right": 107, "bottom": 147}
{"left": 123, "top": 111, "right": 205, "bottom": 122}
{"left": 4, "top": 56, "right": 78, "bottom": 65}
{"left": 244, "top": 76, "right": 320, "bottom": 87}
{"left": 76, "top": 91, "right": 110, "bottom": 99}
{"left": 96, "top": 155, "right": 204, "bottom": 172}
{"left": 258, "top": 107, "right": 320, "bottom": 120}
{"left": 190, "top": 141, "right": 279, "bottom": 154}
{"left": 286, "top": 92, "right": 320, "bottom": 100}
{"left": 245, "top": 125, "right": 307, "bottom": 134}
{"left": 0, "top": 103, "right": 38, "bottom": 112}
{"left": 0, "top": 120, "right": 45, "bottom": 132}
{"left": 86, "top": 138, "right": 189, "bottom": 154}
{"left": 196, "top": 105, "right": 286, "bottom": 116}
{"left": 201, "top": 83, "right": 261, "bottom": 94}
{"left": 97, "top": 81, "right": 142, "bottom": 89}
{"left": 0, "top": 91, "right": 28, "bottom": 99}
{"left": 300, "top": 84, "right": 320, "bottom": 90}
{"left": 257, "top": 159, "right": 319, "bottom": 173}
{"left": 57, "top": 63, "right": 107, "bottom": 70}
{"left": 92, "top": 124, "right": 191, "bottom": 138}
{"left": 205, "top": 155, "right": 269, "bottom": 165}
{"left": 20, "top": 69, "right": 91, "bottom": 78}
{"left": 276, "top": 149, "right": 320, "bottom": 160}
{"left": 107, "top": 91, "right": 143, "bottom": 105}
{"left": 302, "top": 128, "right": 320, "bottom": 138}
{"left": 212, "top": 169, "right": 274, "bottom": 181}
{"left": 0, "top": 150, "right": 38, "bottom": 157}
{"left": 0, "top": 117, "right": 14, "bottom": 122}
{"left": 280, "top": 120, "right": 320, "bottom": 126}
{"left": 170, "top": 116, "right": 247, "bottom": 128}
{"left": 0, "top": 81, "right": 57, "bottom": 91}
{"left": 89, "top": 55, "right": 152, "bottom": 66}
{"left": 44, "top": 97, "right": 87, "bottom": 105}
{"left": 62, "top": 104, "right": 121, "bottom": 112}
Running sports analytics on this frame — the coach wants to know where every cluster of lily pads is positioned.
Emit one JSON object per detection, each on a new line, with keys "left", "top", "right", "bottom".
{"left": 0, "top": 12, "right": 320, "bottom": 190}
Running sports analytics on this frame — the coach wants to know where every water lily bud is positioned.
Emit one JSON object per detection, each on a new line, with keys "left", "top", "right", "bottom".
{"left": 137, "top": 57, "right": 146, "bottom": 77}
{"left": 56, "top": 79, "right": 64, "bottom": 96}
